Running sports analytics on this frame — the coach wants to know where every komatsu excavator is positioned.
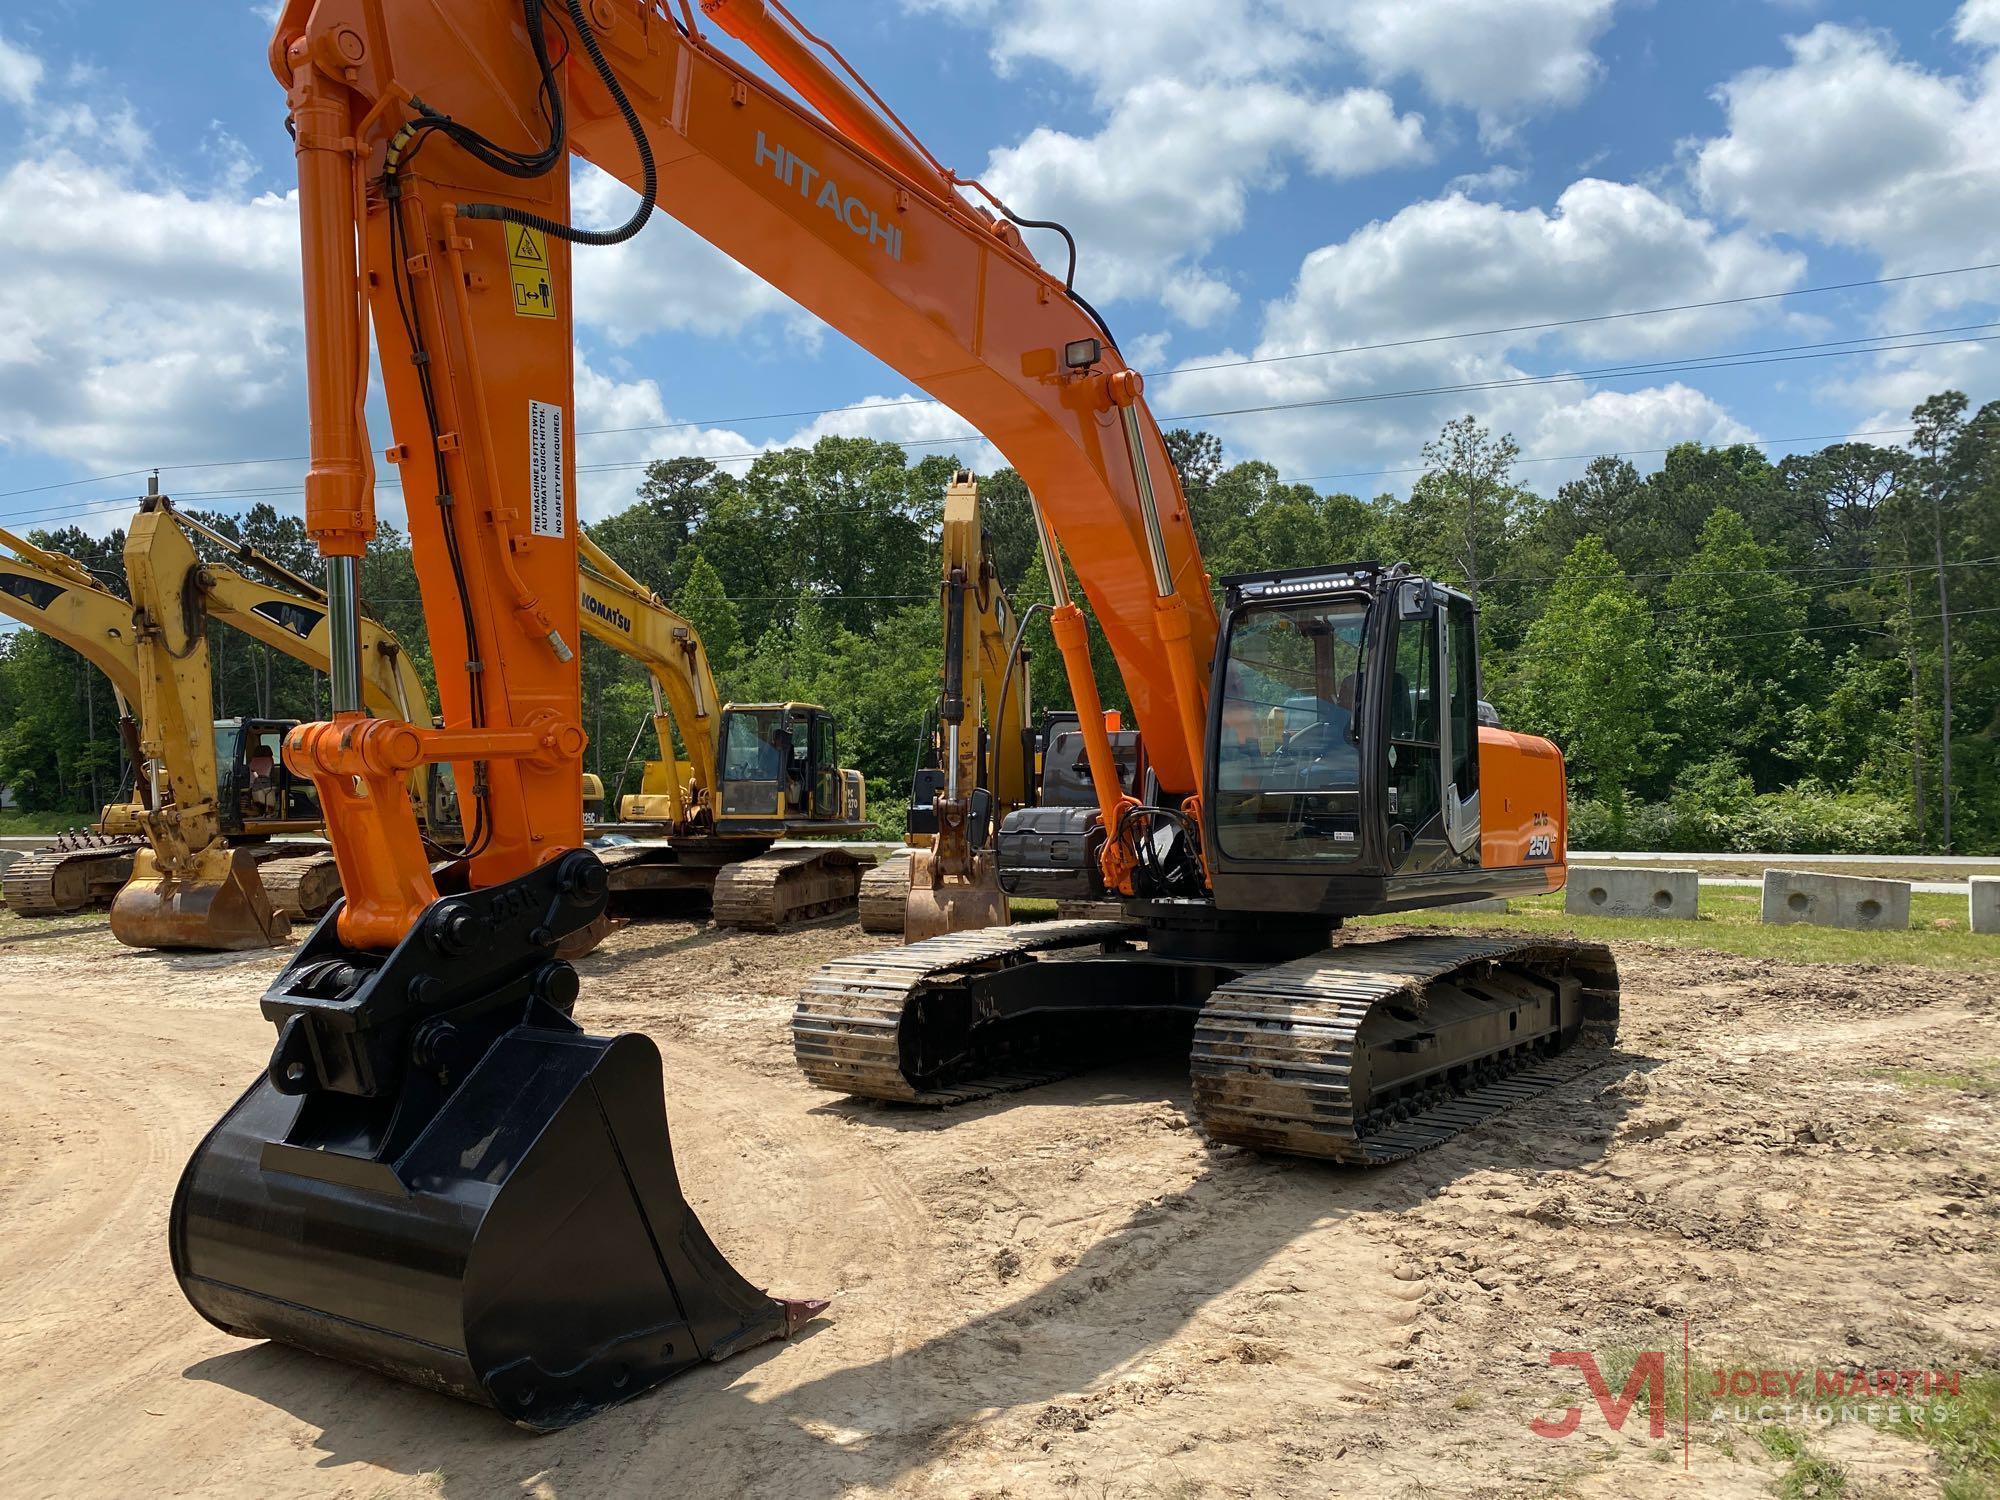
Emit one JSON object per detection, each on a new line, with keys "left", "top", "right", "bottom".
{"left": 172, "top": 0, "right": 1618, "bottom": 1430}
{"left": 575, "top": 532, "right": 871, "bottom": 927}
{"left": 860, "top": 470, "right": 1033, "bottom": 939}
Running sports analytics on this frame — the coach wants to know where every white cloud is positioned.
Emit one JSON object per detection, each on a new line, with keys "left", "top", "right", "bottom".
{"left": 1957, "top": 0, "right": 2000, "bottom": 47}
{"left": 1324, "top": 0, "right": 1621, "bottom": 141}
{"left": 1141, "top": 172, "right": 1788, "bottom": 492}
{"left": 1260, "top": 179, "right": 1803, "bottom": 361}
{"left": 0, "top": 35, "right": 43, "bottom": 110}
{"left": 981, "top": 79, "right": 1428, "bottom": 317}
{"left": 1524, "top": 383, "right": 1755, "bottom": 461}
{"left": 1690, "top": 22, "right": 2000, "bottom": 320}
{"left": 907, "top": 0, "right": 1330, "bottom": 95}
{"left": 1443, "top": 164, "right": 1526, "bottom": 199}
{"left": 0, "top": 149, "right": 303, "bottom": 474}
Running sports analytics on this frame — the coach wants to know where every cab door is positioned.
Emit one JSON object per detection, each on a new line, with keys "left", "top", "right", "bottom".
{"left": 1383, "top": 586, "right": 1446, "bottom": 873}
{"left": 1438, "top": 594, "right": 1482, "bottom": 867}
{"left": 1383, "top": 585, "right": 1481, "bottom": 875}
{"left": 809, "top": 712, "right": 840, "bottom": 820}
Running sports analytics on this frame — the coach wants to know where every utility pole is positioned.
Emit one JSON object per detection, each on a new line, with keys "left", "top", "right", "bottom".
{"left": 1932, "top": 501, "right": 1954, "bottom": 853}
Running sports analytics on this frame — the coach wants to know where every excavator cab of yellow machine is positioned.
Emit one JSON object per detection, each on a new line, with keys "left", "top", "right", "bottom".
{"left": 716, "top": 703, "right": 865, "bottom": 829}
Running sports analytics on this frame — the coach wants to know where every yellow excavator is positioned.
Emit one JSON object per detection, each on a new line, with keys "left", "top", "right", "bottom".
{"left": 0, "top": 495, "right": 429, "bottom": 944}
{"left": 575, "top": 533, "right": 873, "bottom": 928}
{"left": 859, "top": 472, "right": 1034, "bottom": 938}
{"left": 0, "top": 527, "right": 153, "bottom": 913}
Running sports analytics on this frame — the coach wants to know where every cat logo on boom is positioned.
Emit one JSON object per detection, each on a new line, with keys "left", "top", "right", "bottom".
{"left": 509, "top": 224, "right": 556, "bottom": 319}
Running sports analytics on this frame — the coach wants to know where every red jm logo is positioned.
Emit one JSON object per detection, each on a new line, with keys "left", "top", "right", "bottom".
{"left": 1532, "top": 1351, "right": 1668, "bottom": 1439}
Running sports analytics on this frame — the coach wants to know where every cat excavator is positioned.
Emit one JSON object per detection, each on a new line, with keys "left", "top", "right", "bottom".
{"left": 0, "top": 527, "right": 153, "bottom": 912}
{"left": 0, "top": 499, "right": 427, "bottom": 941}
{"left": 172, "top": 0, "right": 1618, "bottom": 1431}
{"left": 859, "top": 470, "right": 1033, "bottom": 939}
{"left": 575, "top": 532, "right": 871, "bottom": 927}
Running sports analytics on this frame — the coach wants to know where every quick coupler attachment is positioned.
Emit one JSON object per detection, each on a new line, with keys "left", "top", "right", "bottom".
{"left": 170, "top": 849, "right": 824, "bottom": 1430}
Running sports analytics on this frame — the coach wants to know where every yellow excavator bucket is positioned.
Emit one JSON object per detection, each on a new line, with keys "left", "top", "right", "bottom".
{"left": 109, "top": 845, "right": 291, "bottom": 951}
{"left": 904, "top": 848, "right": 1010, "bottom": 942}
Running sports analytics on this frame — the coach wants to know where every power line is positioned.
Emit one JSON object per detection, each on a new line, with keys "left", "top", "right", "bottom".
{"left": 569, "top": 259, "right": 2000, "bottom": 438}
{"left": 3, "top": 253, "right": 1984, "bottom": 496}
{"left": 0, "top": 366, "right": 1960, "bottom": 535}
{"left": 1289, "top": 426, "right": 1919, "bottom": 486}
{"left": 1709, "top": 603, "right": 2000, "bottom": 643}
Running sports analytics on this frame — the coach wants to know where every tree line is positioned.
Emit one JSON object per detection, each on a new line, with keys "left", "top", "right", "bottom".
{"left": 0, "top": 389, "right": 1991, "bottom": 853}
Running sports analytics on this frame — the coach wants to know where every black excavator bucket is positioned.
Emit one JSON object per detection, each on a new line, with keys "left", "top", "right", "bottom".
{"left": 169, "top": 849, "right": 822, "bottom": 1431}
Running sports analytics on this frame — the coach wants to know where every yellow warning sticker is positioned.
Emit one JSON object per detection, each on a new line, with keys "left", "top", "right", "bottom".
{"left": 508, "top": 224, "right": 555, "bottom": 319}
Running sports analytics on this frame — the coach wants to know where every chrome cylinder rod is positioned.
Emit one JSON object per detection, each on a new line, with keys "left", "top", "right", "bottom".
{"left": 326, "top": 556, "right": 365, "bottom": 714}
{"left": 1119, "top": 405, "right": 1175, "bottom": 600}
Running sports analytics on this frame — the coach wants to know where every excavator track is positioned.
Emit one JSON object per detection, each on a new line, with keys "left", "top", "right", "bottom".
{"left": 2, "top": 835, "right": 144, "bottom": 915}
{"left": 255, "top": 853, "right": 343, "bottom": 919}
{"left": 1190, "top": 935, "right": 1620, "bottom": 1164}
{"left": 711, "top": 847, "right": 867, "bottom": 931}
{"left": 795, "top": 927, "right": 1617, "bottom": 1163}
{"left": 856, "top": 852, "right": 911, "bottom": 933}
{"left": 793, "top": 919, "right": 1143, "bottom": 1102}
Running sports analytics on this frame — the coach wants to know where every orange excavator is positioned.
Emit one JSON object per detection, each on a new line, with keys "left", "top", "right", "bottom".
{"left": 173, "top": 0, "right": 1619, "bottom": 1430}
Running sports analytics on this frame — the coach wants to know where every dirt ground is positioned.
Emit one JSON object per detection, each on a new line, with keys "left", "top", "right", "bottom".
{"left": 0, "top": 909, "right": 1994, "bottom": 1499}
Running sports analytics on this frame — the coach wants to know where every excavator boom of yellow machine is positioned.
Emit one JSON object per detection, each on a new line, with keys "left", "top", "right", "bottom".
{"left": 901, "top": 473, "right": 1031, "bottom": 942}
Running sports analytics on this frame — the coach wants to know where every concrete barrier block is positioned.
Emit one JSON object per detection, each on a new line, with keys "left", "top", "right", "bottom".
{"left": 0, "top": 848, "right": 20, "bottom": 875}
{"left": 1972, "top": 877, "right": 2000, "bottom": 936}
{"left": 1762, "top": 870, "right": 1910, "bottom": 931}
{"left": 1565, "top": 866, "right": 1699, "bottom": 920}
{"left": 1458, "top": 897, "right": 1510, "bottom": 913}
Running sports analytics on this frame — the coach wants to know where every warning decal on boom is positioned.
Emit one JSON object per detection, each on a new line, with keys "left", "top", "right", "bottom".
{"left": 509, "top": 224, "right": 555, "bottom": 319}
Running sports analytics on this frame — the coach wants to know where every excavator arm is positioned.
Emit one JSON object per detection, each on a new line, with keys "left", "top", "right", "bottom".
{"left": 903, "top": 471, "right": 1027, "bottom": 938}
{"left": 115, "top": 498, "right": 293, "bottom": 949}
{"left": 576, "top": 531, "right": 720, "bottom": 829}
{"left": 0, "top": 526, "right": 145, "bottom": 711}
{"left": 155, "top": 501, "right": 428, "bottom": 724}
{"left": 264, "top": 0, "right": 1216, "bottom": 935}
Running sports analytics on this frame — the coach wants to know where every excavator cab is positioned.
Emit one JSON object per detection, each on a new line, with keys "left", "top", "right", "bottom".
{"left": 1204, "top": 564, "right": 1550, "bottom": 917}
{"left": 216, "top": 718, "right": 320, "bottom": 834}
{"left": 716, "top": 703, "right": 861, "bottom": 828}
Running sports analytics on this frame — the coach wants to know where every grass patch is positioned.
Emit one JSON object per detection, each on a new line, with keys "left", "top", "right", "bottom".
{"left": 1356, "top": 887, "right": 2000, "bottom": 972}
{"left": 0, "top": 810, "right": 90, "bottom": 837}
{"left": 1891, "top": 1373, "right": 2000, "bottom": 1498}
{"left": 1870, "top": 1062, "right": 2000, "bottom": 1097}
{"left": 1757, "top": 1426, "right": 1848, "bottom": 1498}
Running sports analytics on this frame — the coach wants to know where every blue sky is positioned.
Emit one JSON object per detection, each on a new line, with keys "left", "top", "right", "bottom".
{"left": 0, "top": 0, "right": 1993, "bottom": 535}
